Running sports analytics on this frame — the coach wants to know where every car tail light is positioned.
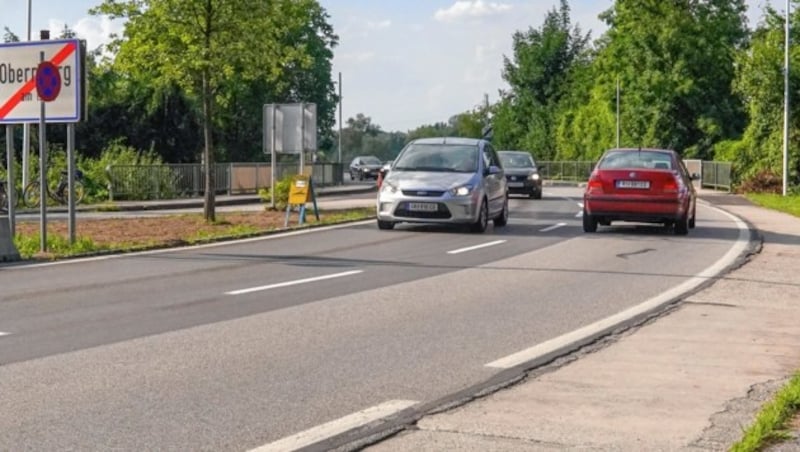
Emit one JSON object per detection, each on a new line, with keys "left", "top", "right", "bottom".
{"left": 663, "top": 177, "right": 679, "bottom": 193}
{"left": 587, "top": 173, "right": 604, "bottom": 193}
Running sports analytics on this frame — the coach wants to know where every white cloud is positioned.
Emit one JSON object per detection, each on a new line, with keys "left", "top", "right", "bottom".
{"left": 367, "top": 19, "right": 392, "bottom": 30}
{"left": 340, "top": 51, "right": 376, "bottom": 63}
{"left": 47, "top": 16, "right": 123, "bottom": 54}
{"left": 434, "top": 0, "right": 513, "bottom": 22}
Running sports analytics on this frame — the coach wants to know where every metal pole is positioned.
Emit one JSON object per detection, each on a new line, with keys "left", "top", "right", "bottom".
{"left": 300, "top": 103, "right": 305, "bottom": 175}
{"left": 5, "top": 125, "right": 15, "bottom": 236}
{"left": 22, "top": 0, "right": 33, "bottom": 190}
{"left": 616, "top": 78, "right": 621, "bottom": 148}
{"left": 67, "top": 123, "right": 76, "bottom": 244}
{"left": 338, "top": 72, "right": 342, "bottom": 165}
{"left": 783, "top": 0, "right": 791, "bottom": 197}
{"left": 271, "top": 105, "right": 276, "bottom": 209}
{"left": 39, "top": 52, "right": 47, "bottom": 253}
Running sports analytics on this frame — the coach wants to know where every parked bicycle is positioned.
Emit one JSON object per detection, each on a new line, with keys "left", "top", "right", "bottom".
{"left": 0, "top": 178, "right": 18, "bottom": 213}
{"left": 22, "top": 169, "right": 85, "bottom": 208}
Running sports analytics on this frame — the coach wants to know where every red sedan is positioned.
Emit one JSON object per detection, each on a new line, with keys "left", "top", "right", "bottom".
{"left": 583, "top": 148, "right": 698, "bottom": 235}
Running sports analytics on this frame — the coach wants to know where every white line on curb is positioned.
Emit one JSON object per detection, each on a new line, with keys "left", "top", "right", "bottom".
{"left": 447, "top": 240, "right": 507, "bottom": 255}
{"left": 250, "top": 400, "right": 418, "bottom": 452}
{"left": 485, "top": 205, "right": 750, "bottom": 369}
{"left": 226, "top": 270, "right": 364, "bottom": 296}
{"left": 540, "top": 223, "right": 567, "bottom": 233}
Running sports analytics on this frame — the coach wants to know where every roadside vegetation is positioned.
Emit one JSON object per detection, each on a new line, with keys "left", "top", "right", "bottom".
{"left": 12, "top": 207, "right": 374, "bottom": 260}
{"left": 746, "top": 193, "right": 800, "bottom": 218}
{"left": 730, "top": 373, "right": 800, "bottom": 452}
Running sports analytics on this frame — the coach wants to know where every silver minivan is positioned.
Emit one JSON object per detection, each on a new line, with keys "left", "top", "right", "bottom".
{"left": 376, "top": 137, "right": 508, "bottom": 233}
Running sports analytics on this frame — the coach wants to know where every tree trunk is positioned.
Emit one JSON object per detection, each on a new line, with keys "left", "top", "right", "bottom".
{"left": 203, "top": 68, "right": 215, "bottom": 223}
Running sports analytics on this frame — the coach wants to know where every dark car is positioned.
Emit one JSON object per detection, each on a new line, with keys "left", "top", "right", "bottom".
{"left": 498, "top": 150, "right": 542, "bottom": 199}
{"left": 349, "top": 156, "right": 383, "bottom": 181}
{"left": 583, "top": 148, "right": 698, "bottom": 235}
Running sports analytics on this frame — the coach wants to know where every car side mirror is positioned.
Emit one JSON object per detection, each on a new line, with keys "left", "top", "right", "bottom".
{"left": 485, "top": 165, "right": 502, "bottom": 176}
{"left": 691, "top": 173, "right": 700, "bottom": 181}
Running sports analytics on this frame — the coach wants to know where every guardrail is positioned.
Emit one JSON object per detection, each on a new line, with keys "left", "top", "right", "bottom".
{"left": 106, "top": 162, "right": 344, "bottom": 201}
{"left": 536, "top": 161, "right": 595, "bottom": 182}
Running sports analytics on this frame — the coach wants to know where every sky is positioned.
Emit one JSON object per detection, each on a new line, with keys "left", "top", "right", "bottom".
{"left": 0, "top": 0, "right": 782, "bottom": 132}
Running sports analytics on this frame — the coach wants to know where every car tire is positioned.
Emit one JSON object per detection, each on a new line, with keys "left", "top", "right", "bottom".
{"left": 674, "top": 213, "right": 689, "bottom": 235}
{"left": 533, "top": 190, "right": 542, "bottom": 200}
{"left": 599, "top": 218, "right": 611, "bottom": 226}
{"left": 377, "top": 220, "right": 395, "bottom": 230}
{"left": 582, "top": 208, "right": 598, "bottom": 233}
{"left": 494, "top": 196, "right": 509, "bottom": 227}
{"left": 470, "top": 200, "right": 489, "bottom": 233}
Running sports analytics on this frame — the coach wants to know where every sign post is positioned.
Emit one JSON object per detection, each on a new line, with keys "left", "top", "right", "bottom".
{"left": 1, "top": 123, "right": 19, "bottom": 262}
{"left": 264, "top": 103, "right": 317, "bottom": 210}
{"left": 0, "top": 38, "right": 85, "bottom": 252}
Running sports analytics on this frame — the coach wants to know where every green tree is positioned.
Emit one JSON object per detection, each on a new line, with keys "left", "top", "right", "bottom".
{"left": 494, "top": 0, "right": 590, "bottom": 159}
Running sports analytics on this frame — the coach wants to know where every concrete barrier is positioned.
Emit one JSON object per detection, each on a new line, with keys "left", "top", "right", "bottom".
{"left": 0, "top": 218, "right": 20, "bottom": 262}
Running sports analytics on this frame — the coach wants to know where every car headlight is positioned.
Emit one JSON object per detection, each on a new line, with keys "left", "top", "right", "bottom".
{"left": 363, "top": 168, "right": 371, "bottom": 172}
{"left": 450, "top": 185, "right": 473, "bottom": 196}
{"left": 381, "top": 181, "right": 398, "bottom": 194}
{"left": 529, "top": 173, "right": 540, "bottom": 181}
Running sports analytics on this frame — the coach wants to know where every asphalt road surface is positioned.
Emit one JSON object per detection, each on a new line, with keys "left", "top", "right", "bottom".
{"left": 0, "top": 187, "right": 746, "bottom": 451}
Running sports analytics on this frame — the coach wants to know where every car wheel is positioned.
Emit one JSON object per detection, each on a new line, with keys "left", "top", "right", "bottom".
{"left": 599, "top": 218, "right": 611, "bottom": 226}
{"left": 674, "top": 213, "right": 689, "bottom": 235}
{"left": 494, "top": 196, "right": 509, "bottom": 227}
{"left": 533, "top": 190, "right": 542, "bottom": 200}
{"left": 377, "top": 220, "right": 395, "bottom": 230}
{"left": 582, "top": 208, "right": 598, "bottom": 233}
{"left": 470, "top": 200, "right": 489, "bottom": 233}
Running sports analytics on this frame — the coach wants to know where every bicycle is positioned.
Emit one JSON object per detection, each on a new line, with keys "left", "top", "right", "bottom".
{"left": 22, "top": 169, "right": 85, "bottom": 208}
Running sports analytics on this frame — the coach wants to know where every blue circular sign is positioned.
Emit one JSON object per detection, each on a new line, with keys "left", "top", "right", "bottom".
{"left": 36, "top": 61, "right": 62, "bottom": 102}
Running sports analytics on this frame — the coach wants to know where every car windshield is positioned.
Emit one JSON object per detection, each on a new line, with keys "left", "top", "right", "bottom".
{"left": 598, "top": 150, "right": 673, "bottom": 170}
{"left": 360, "top": 156, "right": 382, "bottom": 165}
{"left": 393, "top": 144, "right": 478, "bottom": 173}
{"left": 499, "top": 152, "right": 535, "bottom": 169}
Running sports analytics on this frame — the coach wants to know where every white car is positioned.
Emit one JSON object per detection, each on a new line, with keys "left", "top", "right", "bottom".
{"left": 376, "top": 137, "right": 508, "bottom": 233}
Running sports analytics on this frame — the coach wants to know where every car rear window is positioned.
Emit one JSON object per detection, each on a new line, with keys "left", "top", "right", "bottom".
{"left": 499, "top": 152, "right": 535, "bottom": 169}
{"left": 598, "top": 151, "right": 673, "bottom": 170}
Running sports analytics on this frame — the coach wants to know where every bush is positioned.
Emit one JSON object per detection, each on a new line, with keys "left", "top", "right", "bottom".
{"left": 258, "top": 175, "right": 293, "bottom": 209}
{"left": 738, "top": 170, "right": 783, "bottom": 194}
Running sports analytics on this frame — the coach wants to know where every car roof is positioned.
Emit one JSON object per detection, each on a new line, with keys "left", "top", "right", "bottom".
{"left": 410, "top": 137, "right": 484, "bottom": 146}
{"left": 605, "top": 148, "right": 677, "bottom": 155}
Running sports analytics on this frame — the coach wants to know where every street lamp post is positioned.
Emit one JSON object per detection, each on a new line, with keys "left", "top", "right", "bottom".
{"left": 784, "top": 0, "right": 790, "bottom": 197}
{"left": 338, "top": 72, "right": 342, "bottom": 165}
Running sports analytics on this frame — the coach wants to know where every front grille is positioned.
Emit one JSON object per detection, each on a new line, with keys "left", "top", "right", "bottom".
{"left": 401, "top": 190, "right": 445, "bottom": 197}
{"left": 394, "top": 204, "right": 452, "bottom": 219}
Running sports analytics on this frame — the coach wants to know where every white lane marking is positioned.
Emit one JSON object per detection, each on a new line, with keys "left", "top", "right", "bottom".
{"left": 486, "top": 204, "right": 750, "bottom": 369}
{"left": 540, "top": 223, "right": 567, "bottom": 233}
{"left": 576, "top": 202, "right": 584, "bottom": 218}
{"left": 13, "top": 220, "right": 375, "bottom": 269}
{"left": 250, "top": 400, "right": 418, "bottom": 452}
{"left": 447, "top": 240, "right": 507, "bottom": 255}
{"left": 0, "top": 332, "right": 10, "bottom": 337}
{"left": 226, "top": 270, "right": 364, "bottom": 296}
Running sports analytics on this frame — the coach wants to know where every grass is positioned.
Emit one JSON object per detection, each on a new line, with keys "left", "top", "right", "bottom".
{"left": 14, "top": 233, "right": 110, "bottom": 259}
{"left": 745, "top": 193, "right": 800, "bottom": 218}
{"left": 730, "top": 373, "right": 800, "bottom": 452}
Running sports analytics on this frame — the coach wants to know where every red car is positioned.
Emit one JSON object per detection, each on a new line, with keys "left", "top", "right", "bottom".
{"left": 583, "top": 148, "right": 698, "bottom": 235}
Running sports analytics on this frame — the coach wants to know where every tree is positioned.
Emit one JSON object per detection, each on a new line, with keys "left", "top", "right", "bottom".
{"left": 92, "top": 0, "right": 337, "bottom": 222}
{"left": 494, "top": 0, "right": 590, "bottom": 159}
{"left": 3, "top": 26, "right": 20, "bottom": 43}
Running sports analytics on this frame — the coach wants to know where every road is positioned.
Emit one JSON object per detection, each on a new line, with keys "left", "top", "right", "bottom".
{"left": 0, "top": 187, "right": 746, "bottom": 451}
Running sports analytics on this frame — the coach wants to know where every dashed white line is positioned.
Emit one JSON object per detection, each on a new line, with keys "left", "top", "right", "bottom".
{"left": 0, "top": 332, "right": 10, "bottom": 337}
{"left": 250, "top": 400, "right": 418, "bottom": 452}
{"left": 540, "top": 223, "right": 567, "bottom": 233}
{"left": 226, "top": 270, "right": 364, "bottom": 296}
{"left": 447, "top": 240, "right": 507, "bottom": 255}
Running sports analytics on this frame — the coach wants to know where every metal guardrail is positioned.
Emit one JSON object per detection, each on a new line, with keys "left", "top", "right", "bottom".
{"left": 700, "top": 161, "right": 733, "bottom": 192}
{"left": 106, "top": 162, "right": 344, "bottom": 201}
{"left": 536, "top": 161, "right": 595, "bottom": 182}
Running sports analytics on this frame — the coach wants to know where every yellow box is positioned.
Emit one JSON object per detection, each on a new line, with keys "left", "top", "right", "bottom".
{"left": 289, "top": 175, "right": 311, "bottom": 204}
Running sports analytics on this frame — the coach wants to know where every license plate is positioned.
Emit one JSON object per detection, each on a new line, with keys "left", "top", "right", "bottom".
{"left": 616, "top": 180, "right": 650, "bottom": 189}
{"left": 508, "top": 182, "right": 524, "bottom": 188}
{"left": 407, "top": 202, "right": 438, "bottom": 212}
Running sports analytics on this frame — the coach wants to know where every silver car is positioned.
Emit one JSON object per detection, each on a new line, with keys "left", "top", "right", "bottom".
{"left": 376, "top": 137, "right": 508, "bottom": 233}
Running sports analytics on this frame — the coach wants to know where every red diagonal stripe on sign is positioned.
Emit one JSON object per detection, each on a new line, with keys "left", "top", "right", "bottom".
{"left": 0, "top": 41, "right": 77, "bottom": 120}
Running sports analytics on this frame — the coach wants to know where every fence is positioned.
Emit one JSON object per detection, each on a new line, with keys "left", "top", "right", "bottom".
{"left": 699, "top": 161, "right": 733, "bottom": 192}
{"left": 536, "top": 161, "right": 595, "bottom": 182}
{"left": 106, "top": 162, "right": 344, "bottom": 201}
